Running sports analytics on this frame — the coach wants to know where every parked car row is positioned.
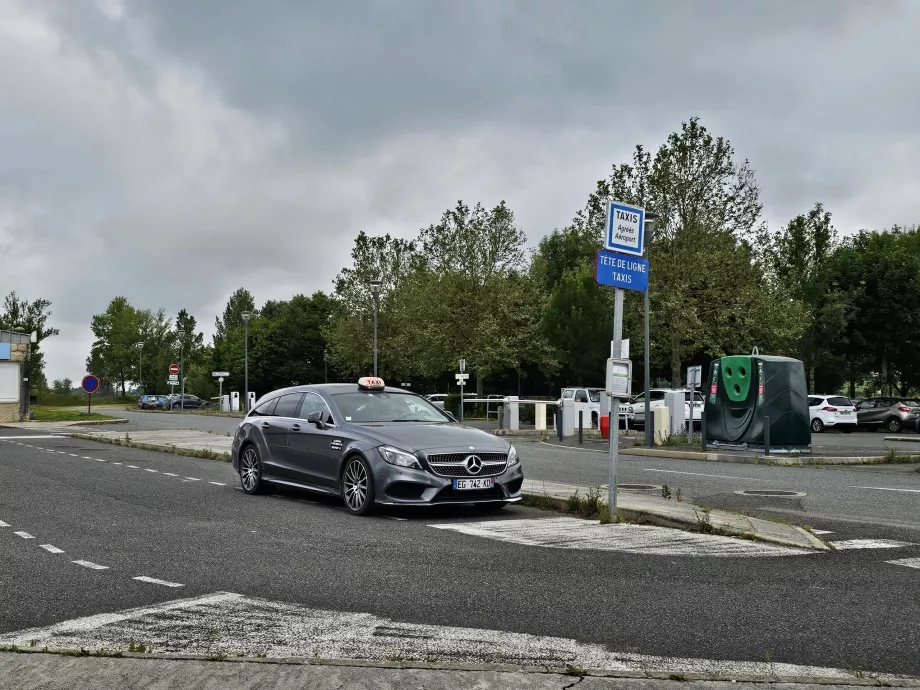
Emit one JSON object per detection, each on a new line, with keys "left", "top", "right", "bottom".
{"left": 136, "top": 393, "right": 210, "bottom": 411}
{"left": 809, "top": 395, "right": 920, "bottom": 433}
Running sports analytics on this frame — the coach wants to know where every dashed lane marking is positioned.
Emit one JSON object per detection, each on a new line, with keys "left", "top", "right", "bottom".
{"left": 850, "top": 486, "right": 920, "bottom": 494}
{"left": 886, "top": 557, "right": 920, "bottom": 570}
{"left": 208, "top": 481, "right": 225, "bottom": 486}
{"left": 81, "top": 456, "right": 91, "bottom": 459}
{"left": 72, "top": 560, "right": 108, "bottom": 570}
{"left": 829, "top": 539, "right": 916, "bottom": 551}
{"left": 68, "top": 454, "right": 79, "bottom": 457}
{"left": 0, "top": 521, "right": 9, "bottom": 528}
{"left": 133, "top": 576, "right": 184, "bottom": 588}
{"left": 185, "top": 477, "right": 201, "bottom": 481}
{"left": 14, "top": 531, "right": 35, "bottom": 539}
{"left": 144, "top": 469, "right": 158, "bottom": 473}
{"left": 163, "top": 472, "right": 179, "bottom": 477}
{"left": 95, "top": 459, "right": 106, "bottom": 462}
{"left": 39, "top": 544, "right": 65, "bottom": 554}
{"left": 431, "top": 517, "right": 812, "bottom": 557}
{"left": 126, "top": 465, "right": 139, "bottom": 469}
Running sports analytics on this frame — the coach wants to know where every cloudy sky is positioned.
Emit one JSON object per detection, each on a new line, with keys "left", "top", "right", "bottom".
{"left": 2, "top": 0, "right": 919, "bottom": 382}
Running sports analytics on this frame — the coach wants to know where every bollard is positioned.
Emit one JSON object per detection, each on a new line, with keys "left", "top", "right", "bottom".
{"left": 648, "top": 409, "right": 655, "bottom": 443}
{"left": 556, "top": 408, "right": 563, "bottom": 441}
{"left": 497, "top": 406, "right": 504, "bottom": 430}
{"left": 763, "top": 415, "right": 771, "bottom": 456}
{"left": 578, "top": 411, "right": 583, "bottom": 445}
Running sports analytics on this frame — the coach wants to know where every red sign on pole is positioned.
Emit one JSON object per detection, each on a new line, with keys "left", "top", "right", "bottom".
{"left": 169, "top": 364, "right": 180, "bottom": 375}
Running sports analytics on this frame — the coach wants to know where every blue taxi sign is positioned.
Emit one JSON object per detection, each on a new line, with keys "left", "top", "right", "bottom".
{"left": 358, "top": 376, "right": 385, "bottom": 390}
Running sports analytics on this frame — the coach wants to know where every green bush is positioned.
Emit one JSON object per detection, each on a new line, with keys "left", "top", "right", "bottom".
{"left": 444, "top": 393, "right": 460, "bottom": 416}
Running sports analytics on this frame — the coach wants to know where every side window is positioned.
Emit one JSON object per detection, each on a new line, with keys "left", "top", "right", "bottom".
{"left": 650, "top": 391, "right": 666, "bottom": 401}
{"left": 273, "top": 393, "right": 305, "bottom": 418}
{"left": 249, "top": 398, "right": 277, "bottom": 417}
{"left": 298, "top": 392, "right": 334, "bottom": 424}
{"left": 562, "top": 390, "right": 574, "bottom": 399}
{"left": 575, "top": 389, "right": 588, "bottom": 403}
{"left": 860, "top": 399, "right": 875, "bottom": 409}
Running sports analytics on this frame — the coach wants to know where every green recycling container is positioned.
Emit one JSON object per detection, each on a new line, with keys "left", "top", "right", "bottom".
{"left": 703, "top": 353, "right": 810, "bottom": 450}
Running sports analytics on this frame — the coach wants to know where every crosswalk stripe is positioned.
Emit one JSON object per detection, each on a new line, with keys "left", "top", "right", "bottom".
{"left": 829, "top": 539, "right": 915, "bottom": 551}
{"left": 886, "top": 557, "right": 920, "bottom": 570}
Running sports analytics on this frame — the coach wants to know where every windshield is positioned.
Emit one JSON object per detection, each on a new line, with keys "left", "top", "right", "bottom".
{"left": 332, "top": 391, "right": 448, "bottom": 423}
{"left": 588, "top": 390, "right": 601, "bottom": 402}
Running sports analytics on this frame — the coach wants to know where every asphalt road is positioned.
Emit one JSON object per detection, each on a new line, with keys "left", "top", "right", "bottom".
{"left": 1, "top": 428, "right": 919, "bottom": 676}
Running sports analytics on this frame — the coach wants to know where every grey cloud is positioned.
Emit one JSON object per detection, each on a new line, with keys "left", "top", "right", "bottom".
{"left": 2, "top": 0, "right": 920, "bottom": 382}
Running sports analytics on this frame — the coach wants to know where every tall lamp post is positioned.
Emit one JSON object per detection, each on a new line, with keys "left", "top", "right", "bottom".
{"left": 136, "top": 342, "right": 144, "bottom": 395}
{"left": 324, "top": 349, "right": 328, "bottom": 384}
{"left": 241, "top": 311, "right": 252, "bottom": 412}
{"left": 369, "top": 278, "right": 382, "bottom": 377}
{"left": 177, "top": 330, "right": 185, "bottom": 411}
{"left": 643, "top": 212, "right": 659, "bottom": 447}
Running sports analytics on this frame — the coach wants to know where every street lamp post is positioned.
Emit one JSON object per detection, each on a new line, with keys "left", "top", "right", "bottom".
{"left": 324, "top": 349, "right": 328, "bottom": 384}
{"left": 241, "top": 312, "right": 252, "bottom": 412}
{"left": 369, "top": 279, "right": 382, "bottom": 377}
{"left": 136, "top": 342, "right": 144, "bottom": 395}
{"left": 177, "top": 330, "right": 185, "bottom": 411}
{"left": 643, "top": 212, "right": 659, "bottom": 447}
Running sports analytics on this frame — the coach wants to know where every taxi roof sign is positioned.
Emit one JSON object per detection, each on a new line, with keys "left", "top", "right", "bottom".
{"left": 358, "top": 376, "right": 385, "bottom": 390}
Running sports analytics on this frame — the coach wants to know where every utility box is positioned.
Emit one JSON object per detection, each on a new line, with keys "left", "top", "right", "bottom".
{"left": 560, "top": 399, "right": 577, "bottom": 437}
{"left": 247, "top": 391, "right": 256, "bottom": 412}
{"left": 665, "top": 390, "right": 685, "bottom": 435}
{"left": 220, "top": 395, "right": 230, "bottom": 412}
{"left": 230, "top": 391, "right": 240, "bottom": 412}
{"left": 703, "top": 352, "right": 810, "bottom": 451}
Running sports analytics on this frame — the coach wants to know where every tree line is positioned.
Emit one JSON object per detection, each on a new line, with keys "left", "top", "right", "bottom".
{"left": 19, "top": 117, "right": 920, "bottom": 401}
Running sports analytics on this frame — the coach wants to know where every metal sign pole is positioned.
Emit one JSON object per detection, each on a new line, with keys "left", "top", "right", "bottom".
{"left": 459, "top": 379, "right": 464, "bottom": 422}
{"left": 608, "top": 287, "right": 624, "bottom": 518}
{"left": 688, "top": 368, "right": 695, "bottom": 444}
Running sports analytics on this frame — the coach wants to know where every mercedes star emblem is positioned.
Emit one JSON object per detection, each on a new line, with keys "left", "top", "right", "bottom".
{"left": 464, "top": 455, "right": 483, "bottom": 475}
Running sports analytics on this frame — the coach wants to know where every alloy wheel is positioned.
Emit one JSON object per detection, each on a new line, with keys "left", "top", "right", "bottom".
{"left": 240, "top": 447, "right": 260, "bottom": 492}
{"left": 343, "top": 459, "right": 369, "bottom": 512}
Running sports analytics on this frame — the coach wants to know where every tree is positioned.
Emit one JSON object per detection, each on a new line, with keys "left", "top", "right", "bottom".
{"left": 212, "top": 288, "right": 257, "bottom": 393}
{"left": 51, "top": 378, "right": 73, "bottom": 394}
{"left": 0, "top": 292, "right": 60, "bottom": 390}
{"left": 766, "top": 203, "right": 849, "bottom": 392}
{"left": 573, "top": 117, "right": 800, "bottom": 385}
{"left": 87, "top": 297, "right": 147, "bottom": 396}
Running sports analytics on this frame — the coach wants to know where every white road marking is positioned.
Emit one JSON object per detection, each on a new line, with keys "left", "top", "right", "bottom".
{"left": 144, "top": 469, "right": 158, "bottom": 473}
{"left": 68, "top": 454, "right": 79, "bottom": 457}
{"left": 113, "top": 462, "right": 123, "bottom": 465}
{"left": 829, "top": 539, "right": 915, "bottom": 550}
{"left": 39, "top": 544, "right": 65, "bottom": 554}
{"left": 0, "top": 521, "right": 9, "bottom": 527}
{"left": 0, "top": 592, "right": 880, "bottom": 679}
{"left": 850, "top": 486, "right": 920, "bottom": 494}
{"left": 56, "top": 451, "right": 67, "bottom": 455}
{"left": 14, "top": 531, "right": 35, "bottom": 539}
{"left": 886, "top": 557, "right": 920, "bottom": 570}
{"left": 811, "top": 530, "right": 834, "bottom": 535}
{"left": 184, "top": 477, "right": 200, "bottom": 481}
{"left": 126, "top": 465, "right": 139, "bottom": 469}
{"left": 81, "top": 456, "right": 91, "bottom": 459}
{"left": 387, "top": 516, "right": 408, "bottom": 521}
{"left": 163, "top": 472, "right": 179, "bottom": 477}
{"left": 208, "top": 481, "right": 225, "bottom": 486}
{"left": 643, "top": 468, "right": 774, "bottom": 482}
{"left": 0, "top": 435, "right": 65, "bottom": 440}
{"left": 72, "top": 560, "right": 108, "bottom": 570}
{"left": 95, "top": 459, "right": 106, "bottom": 462}
{"left": 133, "top": 576, "right": 184, "bottom": 588}
{"left": 431, "top": 518, "right": 811, "bottom": 557}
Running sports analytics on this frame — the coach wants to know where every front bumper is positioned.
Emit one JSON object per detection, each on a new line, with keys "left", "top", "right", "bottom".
{"left": 371, "top": 449, "right": 524, "bottom": 506}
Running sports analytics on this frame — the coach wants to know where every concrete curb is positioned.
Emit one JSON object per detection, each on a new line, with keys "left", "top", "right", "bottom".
{"left": 619, "top": 446, "right": 920, "bottom": 465}
{"left": 65, "top": 433, "right": 231, "bottom": 462}
{"left": 2, "top": 647, "right": 915, "bottom": 686}
{"left": 1, "top": 418, "right": 129, "bottom": 428}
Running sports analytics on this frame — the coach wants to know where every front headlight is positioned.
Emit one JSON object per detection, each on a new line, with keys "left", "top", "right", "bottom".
{"left": 379, "top": 446, "right": 422, "bottom": 470}
{"left": 507, "top": 444, "right": 519, "bottom": 467}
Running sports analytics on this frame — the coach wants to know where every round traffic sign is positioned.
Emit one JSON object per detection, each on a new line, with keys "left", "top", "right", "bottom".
{"left": 169, "top": 364, "right": 180, "bottom": 375}
{"left": 81, "top": 375, "right": 100, "bottom": 394}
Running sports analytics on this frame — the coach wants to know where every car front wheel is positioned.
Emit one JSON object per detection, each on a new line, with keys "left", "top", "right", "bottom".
{"left": 239, "top": 445, "right": 266, "bottom": 494}
{"left": 341, "top": 456, "right": 375, "bottom": 516}
{"left": 888, "top": 417, "right": 903, "bottom": 433}
{"left": 811, "top": 418, "right": 824, "bottom": 433}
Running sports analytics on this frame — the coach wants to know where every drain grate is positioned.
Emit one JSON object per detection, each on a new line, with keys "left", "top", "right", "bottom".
{"left": 734, "top": 489, "right": 806, "bottom": 498}
{"left": 618, "top": 484, "right": 662, "bottom": 491}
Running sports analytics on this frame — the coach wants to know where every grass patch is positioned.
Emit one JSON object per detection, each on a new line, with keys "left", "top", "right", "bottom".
{"left": 37, "top": 393, "right": 136, "bottom": 407}
{"left": 522, "top": 486, "right": 615, "bottom": 524}
{"left": 31, "top": 407, "right": 120, "bottom": 423}
{"left": 883, "top": 447, "right": 919, "bottom": 464}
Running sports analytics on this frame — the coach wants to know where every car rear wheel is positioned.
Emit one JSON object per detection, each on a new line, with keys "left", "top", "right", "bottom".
{"left": 342, "top": 456, "right": 375, "bottom": 516}
{"left": 811, "top": 418, "right": 824, "bottom": 433}
{"left": 239, "top": 445, "right": 266, "bottom": 495}
{"left": 888, "top": 417, "right": 903, "bottom": 433}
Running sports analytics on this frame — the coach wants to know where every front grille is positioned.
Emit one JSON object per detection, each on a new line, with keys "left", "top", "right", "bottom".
{"left": 426, "top": 452, "right": 508, "bottom": 477}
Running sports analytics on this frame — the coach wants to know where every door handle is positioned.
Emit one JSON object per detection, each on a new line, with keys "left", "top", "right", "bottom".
{"left": 261, "top": 421, "right": 271, "bottom": 428}
{"left": 290, "top": 424, "right": 301, "bottom": 432}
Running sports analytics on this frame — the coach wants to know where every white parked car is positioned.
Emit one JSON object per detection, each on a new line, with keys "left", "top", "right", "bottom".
{"left": 808, "top": 394, "right": 857, "bottom": 433}
{"left": 628, "top": 389, "right": 704, "bottom": 429}
{"left": 425, "top": 393, "right": 448, "bottom": 409}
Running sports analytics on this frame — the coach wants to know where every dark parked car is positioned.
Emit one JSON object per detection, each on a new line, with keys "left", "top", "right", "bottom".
{"left": 168, "top": 394, "right": 207, "bottom": 410}
{"left": 231, "top": 377, "right": 523, "bottom": 515}
{"left": 856, "top": 397, "right": 920, "bottom": 433}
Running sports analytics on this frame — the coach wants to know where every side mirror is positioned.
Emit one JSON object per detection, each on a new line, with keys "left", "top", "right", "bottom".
{"left": 306, "top": 411, "right": 327, "bottom": 429}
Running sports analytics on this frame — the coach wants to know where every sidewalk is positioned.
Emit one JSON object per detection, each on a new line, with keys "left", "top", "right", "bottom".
{"left": 5, "top": 651, "right": 915, "bottom": 690}
{"left": 522, "top": 480, "right": 828, "bottom": 551}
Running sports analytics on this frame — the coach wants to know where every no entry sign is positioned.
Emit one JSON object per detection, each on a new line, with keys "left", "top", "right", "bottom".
{"left": 169, "top": 364, "right": 180, "bottom": 375}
